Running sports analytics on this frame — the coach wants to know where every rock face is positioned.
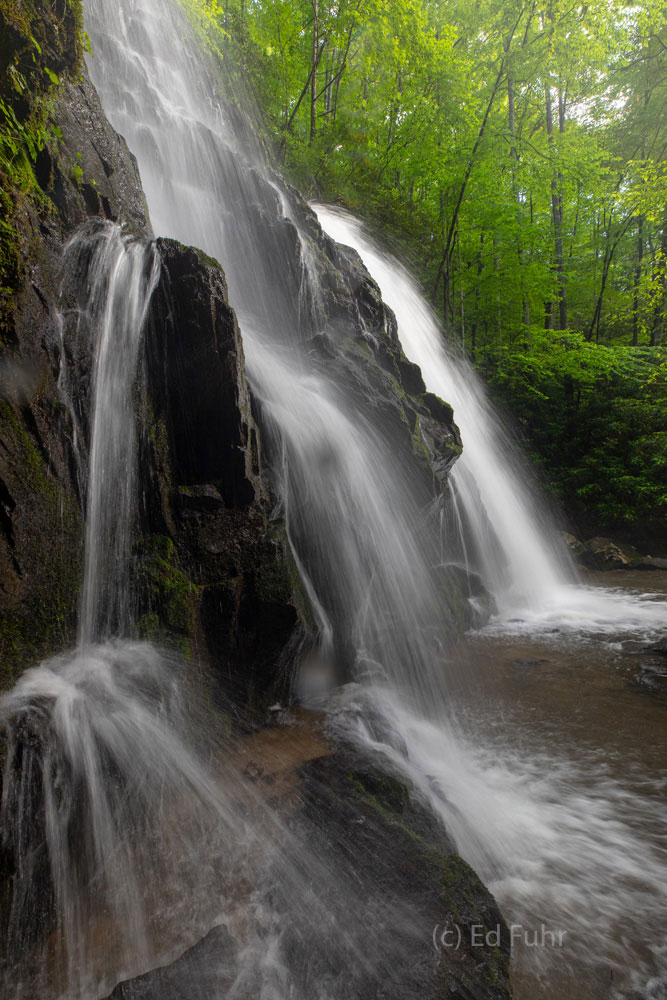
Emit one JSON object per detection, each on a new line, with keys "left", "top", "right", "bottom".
{"left": 137, "top": 238, "right": 299, "bottom": 709}
{"left": 277, "top": 752, "right": 512, "bottom": 1000}
{"left": 296, "top": 200, "right": 462, "bottom": 497}
{"left": 0, "top": 5, "right": 300, "bottom": 703}
{"left": 0, "top": 60, "right": 151, "bottom": 685}
{"left": 562, "top": 533, "right": 630, "bottom": 571}
{"left": 632, "top": 638, "right": 667, "bottom": 698}
{"left": 563, "top": 531, "right": 667, "bottom": 572}
{"left": 103, "top": 746, "right": 512, "bottom": 1000}
{"left": 108, "top": 925, "right": 238, "bottom": 999}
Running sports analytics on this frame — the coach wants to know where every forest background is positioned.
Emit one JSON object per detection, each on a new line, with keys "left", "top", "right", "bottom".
{"left": 210, "top": 0, "right": 667, "bottom": 549}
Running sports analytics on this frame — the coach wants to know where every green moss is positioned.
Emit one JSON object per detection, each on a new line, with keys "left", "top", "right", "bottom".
{"left": 143, "top": 538, "right": 198, "bottom": 627}
{"left": 191, "top": 245, "right": 224, "bottom": 271}
{"left": 134, "top": 612, "right": 161, "bottom": 642}
{"left": 136, "top": 534, "right": 199, "bottom": 641}
{"left": 253, "top": 549, "right": 293, "bottom": 605}
{"left": 0, "top": 0, "right": 84, "bottom": 321}
{"left": 410, "top": 414, "right": 432, "bottom": 470}
{"left": 0, "top": 402, "right": 82, "bottom": 688}
{"left": 0, "top": 400, "right": 56, "bottom": 501}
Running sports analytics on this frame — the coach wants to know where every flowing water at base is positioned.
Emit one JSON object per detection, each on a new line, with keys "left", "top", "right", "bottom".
{"left": 0, "top": 642, "right": 253, "bottom": 1000}
{"left": 335, "top": 572, "right": 667, "bottom": 1000}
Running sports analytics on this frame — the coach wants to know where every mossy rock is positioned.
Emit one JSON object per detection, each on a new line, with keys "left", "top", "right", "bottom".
{"left": 265, "top": 750, "right": 513, "bottom": 1000}
{"left": 0, "top": 400, "right": 82, "bottom": 688}
{"left": 135, "top": 534, "right": 199, "bottom": 645}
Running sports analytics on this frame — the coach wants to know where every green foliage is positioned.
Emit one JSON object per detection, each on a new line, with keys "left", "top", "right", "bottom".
{"left": 177, "top": 0, "right": 228, "bottom": 65}
{"left": 221, "top": 0, "right": 667, "bottom": 541}
{"left": 482, "top": 336, "right": 667, "bottom": 538}
{"left": 0, "top": 0, "right": 84, "bottom": 320}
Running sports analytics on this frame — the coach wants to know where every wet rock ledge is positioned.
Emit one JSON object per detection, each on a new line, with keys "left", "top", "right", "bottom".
{"left": 108, "top": 714, "right": 512, "bottom": 1000}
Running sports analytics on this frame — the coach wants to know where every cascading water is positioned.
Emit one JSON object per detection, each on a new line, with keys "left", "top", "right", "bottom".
{"left": 6, "top": 0, "right": 658, "bottom": 998}
{"left": 312, "top": 206, "right": 572, "bottom": 614}
{"left": 83, "top": 0, "right": 463, "bottom": 717}
{"left": 72, "top": 226, "right": 159, "bottom": 644}
{"left": 0, "top": 226, "right": 248, "bottom": 1000}
{"left": 314, "top": 205, "right": 667, "bottom": 641}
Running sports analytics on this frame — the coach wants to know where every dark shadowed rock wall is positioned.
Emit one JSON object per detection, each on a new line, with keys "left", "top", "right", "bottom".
{"left": 0, "top": 22, "right": 152, "bottom": 685}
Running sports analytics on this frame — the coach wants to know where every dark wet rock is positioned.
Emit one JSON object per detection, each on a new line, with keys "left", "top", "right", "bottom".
{"left": 138, "top": 238, "right": 301, "bottom": 711}
{"left": 309, "top": 225, "right": 463, "bottom": 495}
{"left": 577, "top": 537, "right": 631, "bottom": 571}
{"left": 0, "top": 8, "right": 151, "bottom": 685}
{"left": 508, "top": 657, "right": 549, "bottom": 668}
{"left": 268, "top": 750, "right": 512, "bottom": 1000}
{"left": 49, "top": 70, "right": 151, "bottom": 237}
{"left": 107, "top": 924, "right": 236, "bottom": 999}
{"left": 563, "top": 531, "right": 667, "bottom": 572}
{"left": 0, "top": 23, "right": 303, "bottom": 706}
{"left": 102, "top": 747, "right": 511, "bottom": 1000}
{"left": 628, "top": 638, "right": 667, "bottom": 697}
{"left": 635, "top": 556, "right": 667, "bottom": 571}
{"left": 561, "top": 532, "right": 584, "bottom": 556}
{"left": 147, "top": 239, "right": 255, "bottom": 507}
{"left": 644, "top": 637, "right": 667, "bottom": 657}
{"left": 631, "top": 660, "right": 667, "bottom": 698}
{"left": 278, "top": 195, "right": 462, "bottom": 495}
{"left": 434, "top": 563, "right": 496, "bottom": 631}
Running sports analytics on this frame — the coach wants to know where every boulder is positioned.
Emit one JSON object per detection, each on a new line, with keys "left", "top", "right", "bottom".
{"left": 577, "top": 536, "right": 631, "bottom": 571}
{"left": 270, "top": 751, "right": 512, "bottom": 999}
{"left": 101, "top": 745, "right": 512, "bottom": 1000}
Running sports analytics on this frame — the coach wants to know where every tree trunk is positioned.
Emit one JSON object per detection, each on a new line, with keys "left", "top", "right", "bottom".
{"left": 310, "top": 0, "right": 319, "bottom": 143}
{"left": 632, "top": 216, "right": 644, "bottom": 346}
{"left": 545, "top": 83, "right": 567, "bottom": 330}
{"left": 650, "top": 218, "right": 667, "bottom": 346}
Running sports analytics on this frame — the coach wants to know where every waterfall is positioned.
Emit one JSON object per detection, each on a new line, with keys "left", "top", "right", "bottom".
{"left": 313, "top": 207, "right": 667, "bottom": 642}
{"left": 0, "top": 226, "right": 249, "bottom": 999}
{"left": 67, "top": 226, "right": 159, "bottom": 644}
{"left": 0, "top": 0, "right": 656, "bottom": 997}
{"left": 305, "top": 210, "right": 667, "bottom": 999}
{"left": 83, "top": 0, "right": 465, "bottom": 714}
{"left": 311, "top": 207, "right": 574, "bottom": 614}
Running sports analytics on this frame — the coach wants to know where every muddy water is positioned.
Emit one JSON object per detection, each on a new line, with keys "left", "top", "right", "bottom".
{"left": 448, "top": 571, "right": 667, "bottom": 1000}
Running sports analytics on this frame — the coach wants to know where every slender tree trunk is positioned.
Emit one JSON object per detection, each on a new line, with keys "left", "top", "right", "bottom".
{"left": 586, "top": 217, "right": 635, "bottom": 342}
{"left": 633, "top": 216, "right": 644, "bottom": 345}
{"left": 508, "top": 73, "right": 530, "bottom": 325}
{"left": 545, "top": 83, "right": 567, "bottom": 329}
{"left": 431, "top": 63, "right": 506, "bottom": 306}
{"left": 331, "top": 26, "right": 354, "bottom": 124}
{"left": 508, "top": 75, "right": 516, "bottom": 151}
{"left": 310, "top": 0, "right": 319, "bottom": 143}
{"left": 457, "top": 232, "right": 465, "bottom": 347}
{"left": 470, "top": 231, "right": 484, "bottom": 359}
{"left": 650, "top": 218, "right": 667, "bottom": 346}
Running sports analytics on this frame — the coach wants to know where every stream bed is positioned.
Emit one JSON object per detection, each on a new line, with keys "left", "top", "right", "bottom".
{"left": 446, "top": 571, "right": 667, "bottom": 1000}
